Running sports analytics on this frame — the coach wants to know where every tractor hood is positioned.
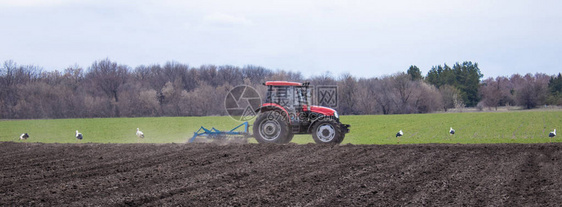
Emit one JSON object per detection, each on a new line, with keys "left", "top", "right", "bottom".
{"left": 303, "top": 105, "right": 337, "bottom": 117}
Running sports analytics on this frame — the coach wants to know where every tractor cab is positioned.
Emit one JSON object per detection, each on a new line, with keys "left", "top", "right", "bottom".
{"left": 264, "top": 81, "right": 311, "bottom": 117}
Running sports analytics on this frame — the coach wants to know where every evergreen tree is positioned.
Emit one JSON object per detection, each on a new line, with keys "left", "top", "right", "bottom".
{"left": 426, "top": 66, "right": 440, "bottom": 86}
{"left": 548, "top": 73, "right": 562, "bottom": 105}
{"left": 549, "top": 73, "right": 562, "bottom": 94}
{"left": 452, "top": 61, "right": 483, "bottom": 107}
{"left": 407, "top": 65, "right": 422, "bottom": 81}
{"left": 425, "top": 61, "right": 483, "bottom": 107}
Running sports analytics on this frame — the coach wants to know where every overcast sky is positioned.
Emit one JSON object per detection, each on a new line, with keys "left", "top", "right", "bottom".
{"left": 1, "top": 0, "right": 561, "bottom": 79}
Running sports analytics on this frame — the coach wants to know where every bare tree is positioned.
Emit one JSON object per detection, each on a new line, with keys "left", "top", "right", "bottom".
{"left": 372, "top": 76, "right": 396, "bottom": 114}
{"left": 414, "top": 82, "right": 443, "bottom": 113}
{"left": 198, "top": 65, "right": 219, "bottom": 86}
{"left": 354, "top": 78, "right": 379, "bottom": 114}
{"left": 180, "top": 83, "right": 230, "bottom": 116}
{"left": 338, "top": 73, "right": 357, "bottom": 114}
{"left": 391, "top": 73, "right": 416, "bottom": 114}
{"left": 0, "top": 61, "right": 41, "bottom": 118}
{"left": 86, "top": 59, "right": 129, "bottom": 116}
{"left": 514, "top": 73, "right": 550, "bottom": 109}
{"left": 268, "top": 70, "right": 304, "bottom": 82}
{"left": 138, "top": 89, "right": 161, "bottom": 116}
{"left": 242, "top": 65, "right": 272, "bottom": 84}
{"left": 439, "top": 85, "right": 463, "bottom": 111}
{"left": 308, "top": 71, "right": 335, "bottom": 86}
{"left": 480, "top": 77, "right": 501, "bottom": 110}
{"left": 479, "top": 76, "right": 514, "bottom": 110}
{"left": 217, "top": 65, "right": 243, "bottom": 86}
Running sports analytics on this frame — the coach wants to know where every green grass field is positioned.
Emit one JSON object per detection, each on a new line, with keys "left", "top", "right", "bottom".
{"left": 1, "top": 110, "right": 561, "bottom": 144}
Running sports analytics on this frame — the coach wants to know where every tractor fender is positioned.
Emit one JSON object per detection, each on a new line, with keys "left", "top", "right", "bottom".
{"left": 306, "top": 112, "right": 333, "bottom": 133}
{"left": 302, "top": 105, "right": 337, "bottom": 133}
{"left": 307, "top": 114, "right": 350, "bottom": 134}
{"left": 256, "top": 103, "right": 290, "bottom": 120}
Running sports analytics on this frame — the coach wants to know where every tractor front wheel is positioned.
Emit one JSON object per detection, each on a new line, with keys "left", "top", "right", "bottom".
{"left": 311, "top": 119, "right": 344, "bottom": 144}
{"left": 253, "top": 111, "right": 291, "bottom": 143}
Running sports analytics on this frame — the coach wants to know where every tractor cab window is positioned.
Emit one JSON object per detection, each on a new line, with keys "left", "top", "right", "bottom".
{"left": 266, "top": 84, "right": 312, "bottom": 113}
{"left": 266, "top": 86, "right": 294, "bottom": 111}
{"left": 294, "top": 86, "right": 312, "bottom": 107}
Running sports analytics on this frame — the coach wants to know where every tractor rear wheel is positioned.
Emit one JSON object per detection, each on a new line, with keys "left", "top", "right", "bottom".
{"left": 311, "top": 119, "right": 344, "bottom": 144}
{"left": 253, "top": 111, "right": 291, "bottom": 143}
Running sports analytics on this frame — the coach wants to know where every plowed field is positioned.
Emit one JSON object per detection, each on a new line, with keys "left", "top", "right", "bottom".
{"left": 2, "top": 142, "right": 562, "bottom": 206}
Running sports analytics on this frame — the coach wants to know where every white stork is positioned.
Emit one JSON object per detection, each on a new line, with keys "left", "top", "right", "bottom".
{"left": 396, "top": 130, "right": 403, "bottom": 143}
{"left": 136, "top": 128, "right": 144, "bottom": 138}
{"left": 549, "top": 129, "right": 556, "bottom": 143}
{"left": 449, "top": 127, "right": 455, "bottom": 135}
{"left": 20, "top": 133, "right": 29, "bottom": 140}
{"left": 396, "top": 130, "right": 403, "bottom": 138}
{"left": 75, "top": 130, "right": 83, "bottom": 140}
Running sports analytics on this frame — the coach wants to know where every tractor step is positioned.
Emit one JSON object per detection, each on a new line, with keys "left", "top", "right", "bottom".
{"left": 291, "top": 125, "right": 301, "bottom": 133}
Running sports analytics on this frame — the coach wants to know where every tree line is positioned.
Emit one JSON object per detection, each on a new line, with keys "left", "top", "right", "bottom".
{"left": 1, "top": 59, "right": 561, "bottom": 119}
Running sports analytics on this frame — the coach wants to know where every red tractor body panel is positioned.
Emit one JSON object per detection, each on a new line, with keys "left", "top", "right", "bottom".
{"left": 302, "top": 105, "right": 336, "bottom": 116}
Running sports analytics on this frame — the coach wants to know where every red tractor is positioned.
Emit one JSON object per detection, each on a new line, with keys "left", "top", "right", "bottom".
{"left": 253, "top": 81, "right": 350, "bottom": 144}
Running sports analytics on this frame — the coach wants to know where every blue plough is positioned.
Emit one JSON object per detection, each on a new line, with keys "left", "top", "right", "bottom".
{"left": 189, "top": 122, "right": 251, "bottom": 143}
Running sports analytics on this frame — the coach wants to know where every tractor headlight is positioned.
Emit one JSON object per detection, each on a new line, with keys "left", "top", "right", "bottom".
{"left": 334, "top": 111, "right": 339, "bottom": 119}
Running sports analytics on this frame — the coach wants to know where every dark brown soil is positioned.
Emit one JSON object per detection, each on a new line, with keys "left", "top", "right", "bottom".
{"left": 2, "top": 142, "right": 562, "bottom": 206}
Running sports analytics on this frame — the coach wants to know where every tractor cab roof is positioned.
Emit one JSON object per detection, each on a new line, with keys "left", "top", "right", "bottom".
{"left": 265, "top": 81, "right": 302, "bottom": 86}
{"left": 265, "top": 81, "right": 310, "bottom": 86}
